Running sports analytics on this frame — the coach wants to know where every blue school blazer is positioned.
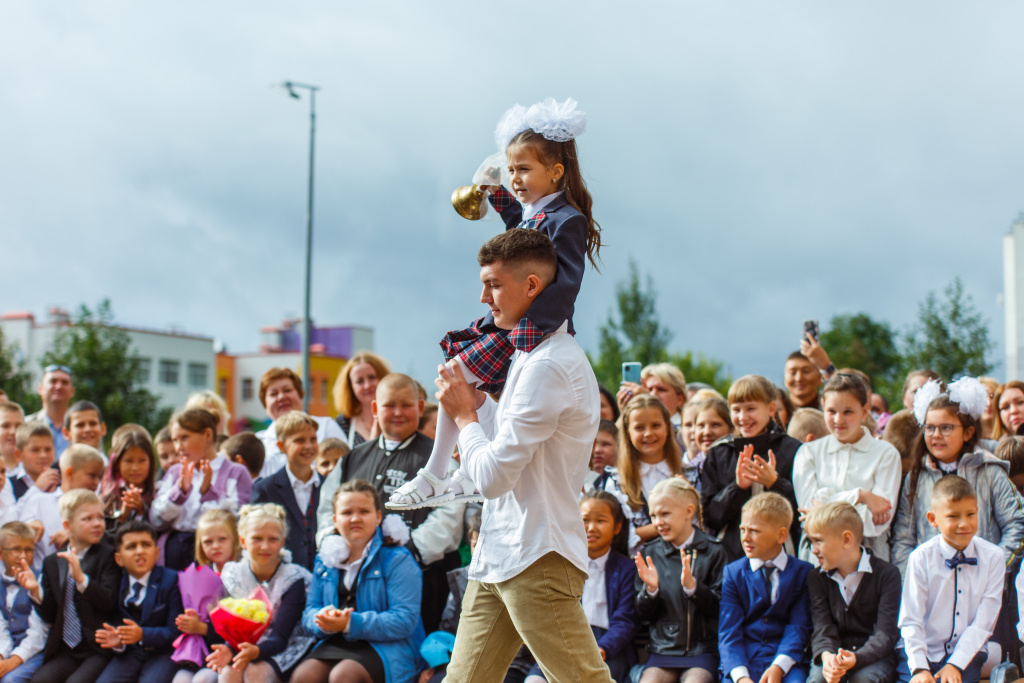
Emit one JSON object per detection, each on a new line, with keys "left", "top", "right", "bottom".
{"left": 116, "top": 564, "right": 183, "bottom": 654}
{"left": 718, "top": 555, "right": 812, "bottom": 676}
{"left": 303, "top": 530, "right": 425, "bottom": 683}
{"left": 601, "top": 550, "right": 640, "bottom": 662}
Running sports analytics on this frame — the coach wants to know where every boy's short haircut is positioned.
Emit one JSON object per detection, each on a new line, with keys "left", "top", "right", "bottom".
{"left": 0, "top": 521, "right": 36, "bottom": 546}
{"left": 319, "top": 437, "right": 350, "bottom": 457}
{"left": 727, "top": 375, "right": 776, "bottom": 406}
{"left": 787, "top": 408, "right": 828, "bottom": 442}
{"left": 0, "top": 402, "right": 25, "bottom": 417}
{"left": 996, "top": 436, "right": 1024, "bottom": 479}
{"left": 804, "top": 501, "right": 864, "bottom": 543}
{"left": 742, "top": 491, "right": 794, "bottom": 530}
{"left": 418, "top": 403, "right": 439, "bottom": 430}
{"left": 274, "top": 411, "right": 320, "bottom": 442}
{"left": 223, "top": 432, "right": 265, "bottom": 476}
{"left": 64, "top": 400, "right": 103, "bottom": 428}
{"left": 376, "top": 373, "right": 419, "bottom": 399}
{"left": 932, "top": 475, "right": 976, "bottom": 505}
{"left": 786, "top": 351, "right": 814, "bottom": 365}
{"left": 114, "top": 519, "right": 159, "bottom": 547}
{"left": 822, "top": 374, "right": 869, "bottom": 406}
{"left": 15, "top": 421, "right": 53, "bottom": 451}
{"left": 154, "top": 426, "right": 173, "bottom": 445}
{"left": 59, "top": 489, "right": 102, "bottom": 521}
{"left": 59, "top": 443, "right": 106, "bottom": 472}
{"left": 477, "top": 229, "right": 557, "bottom": 283}
{"left": 597, "top": 419, "right": 618, "bottom": 439}
{"left": 882, "top": 409, "right": 919, "bottom": 461}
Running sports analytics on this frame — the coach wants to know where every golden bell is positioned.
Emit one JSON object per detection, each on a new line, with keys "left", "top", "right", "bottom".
{"left": 451, "top": 185, "right": 488, "bottom": 220}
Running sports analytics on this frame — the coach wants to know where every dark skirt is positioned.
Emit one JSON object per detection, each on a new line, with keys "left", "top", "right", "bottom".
{"left": 644, "top": 652, "right": 719, "bottom": 672}
{"left": 439, "top": 318, "right": 513, "bottom": 395}
{"left": 309, "top": 634, "right": 385, "bottom": 683}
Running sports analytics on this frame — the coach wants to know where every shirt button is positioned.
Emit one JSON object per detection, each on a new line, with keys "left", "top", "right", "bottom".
{"left": 376, "top": 475, "right": 382, "bottom": 480}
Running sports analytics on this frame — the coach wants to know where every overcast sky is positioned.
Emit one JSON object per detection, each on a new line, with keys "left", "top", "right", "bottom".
{"left": 2, "top": 2, "right": 1020, "bottom": 391}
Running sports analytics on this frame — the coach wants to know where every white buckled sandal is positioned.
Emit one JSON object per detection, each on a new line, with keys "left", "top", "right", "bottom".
{"left": 386, "top": 468, "right": 455, "bottom": 510}
{"left": 448, "top": 469, "right": 484, "bottom": 504}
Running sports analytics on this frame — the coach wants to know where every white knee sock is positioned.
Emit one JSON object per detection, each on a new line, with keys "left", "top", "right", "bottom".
{"left": 423, "top": 358, "right": 481, "bottom": 484}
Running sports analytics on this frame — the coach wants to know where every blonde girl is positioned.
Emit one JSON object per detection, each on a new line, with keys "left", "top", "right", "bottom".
{"left": 332, "top": 352, "right": 391, "bottom": 448}
{"left": 634, "top": 479, "right": 727, "bottom": 683}
{"left": 202, "top": 504, "right": 314, "bottom": 683}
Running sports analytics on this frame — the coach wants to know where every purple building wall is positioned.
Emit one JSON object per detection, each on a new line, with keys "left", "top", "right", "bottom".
{"left": 277, "top": 325, "right": 356, "bottom": 358}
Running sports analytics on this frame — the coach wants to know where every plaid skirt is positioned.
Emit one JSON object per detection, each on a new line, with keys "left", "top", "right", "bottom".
{"left": 439, "top": 318, "right": 514, "bottom": 395}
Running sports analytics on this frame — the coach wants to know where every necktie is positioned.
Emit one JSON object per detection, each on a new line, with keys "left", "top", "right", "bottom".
{"left": 945, "top": 551, "right": 978, "bottom": 570}
{"left": 760, "top": 564, "right": 776, "bottom": 600}
{"left": 63, "top": 572, "right": 82, "bottom": 648}
{"left": 126, "top": 581, "right": 143, "bottom": 607}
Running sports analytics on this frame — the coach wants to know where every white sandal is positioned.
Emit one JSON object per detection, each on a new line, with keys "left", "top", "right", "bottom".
{"left": 449, "top": 469, "right": 484, "bottom": 504}
{"left": 386, "top": 468, "right": 455, "bottom": 510}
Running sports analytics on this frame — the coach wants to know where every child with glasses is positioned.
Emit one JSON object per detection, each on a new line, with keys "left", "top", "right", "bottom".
{"left": 891, "top": 377, "right": 1024, "bottom": 575}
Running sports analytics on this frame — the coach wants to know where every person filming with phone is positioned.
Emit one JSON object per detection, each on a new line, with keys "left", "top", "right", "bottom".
{"left": 785, "top": 320, "right": 837, "bottom": 411}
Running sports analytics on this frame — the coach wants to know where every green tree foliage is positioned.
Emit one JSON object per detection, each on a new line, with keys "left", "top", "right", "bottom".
{"left": 42, "top": 300, "right": 172, "bottom": 439}
{"left": 819, "top": 314, "right": 902, "bottom": 399}
{"left": 590, "top": 259, "right": 730, "bottom": 393}
{"left": 902, "top": 277, "right": 995, "bottom": 381}
{"left": 0, "top": 329, "right": 40, "bottom": 413}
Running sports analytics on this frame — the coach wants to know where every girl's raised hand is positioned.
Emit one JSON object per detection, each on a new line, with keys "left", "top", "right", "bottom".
{"left": 634, "top": 552, "right": 659, "bottom": 594}
{"left": 751, "top": 450, "right": 779, "bottom": 488}
{"left": 122, "top": 486, "right": 143, "bottom": 514}
{"left": 680, "top": 550, "right": 696, "bottom": 592}
{"left": 199, "top": 460, "right": 214, "bottom": 496}
{"left": 180, "top": 461, "right": 195, "bottom": 493}
{"left": 735, "top": 445, "right": 755, "bottom": 490}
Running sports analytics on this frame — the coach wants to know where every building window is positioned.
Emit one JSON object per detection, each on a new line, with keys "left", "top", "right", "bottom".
{"left": 242, "top": 378, "right": 254, "bottom": 401}
{"left": 218, "top": 377, "right": 228, "bottom": 398}
{"left": 137, "top": 358, "right": 151, "bottom": 383}
{"left": 321, "top": 379, "right": 328, "bottom": 405}
{"left": 187, "top": 363, "right": 208, "bottom": 388}
{"left": 159, "top": 360, "right": 180, "bottom": 385}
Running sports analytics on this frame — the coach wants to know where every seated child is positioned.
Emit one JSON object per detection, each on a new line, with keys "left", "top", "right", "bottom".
{"left": 21, "top": 490, "right": 120, "bottom": 683}
{"left": 701, "top": 376, "right": 803, "bottom": 560}
{"left": 252, "top": 411, "right": 322, "bottom": 571}
{"left": 635, "top": 479, "right": 725, "bottom": 683}
{"left": 62, "top": 401, "right": 108, "bottom": 465}
{"left": 0, "top": 522, "right": 48, "bottom": 683}
{"left": 202, "top": 504, "right": 313, "bottom": 683}
{"left": 294, "top": 480, "right": 423, "bottom": 683}
{"left": 315, "top": 438, "right": 349, "bottom": 479}
{"left": 794, "top": 375, "right": 902, "bottom": 562}
{"left": 787, "top": 408, "right": 828, "bottom": 444}
{"left": 0, "top": 404, "right": 25, "bottom": 493}
{"left": 525, "top": 491, "right": 636, "bottom": 683}
{"left": 891, "top": 378, "right": 1024, "bottom": 575}
{"left": 94, "top": 520, "right": 182, "bottom": 683}
{"left": 10, "top": 423, "right": 57, "bottom": 503}
{"left": 897, "top": 475, "right": 1005, "bottom": 683}
{"left": 154, "top": 427, "right": 177, "bottom": 481}
{"left": 719, "top": 492, "right": 812, "bottom": 683}
{"left": 222, "top": 433, "right": 265, "bottom": 484}
{"left": 99, "top": 428, "right": 155, "bottom": 532}
{"left": 19, "top": 444, "right": 104, "bottom": 571}
{"left": 151, "top": 409, "right": 252, "bottom": 570}
{"left": 804, "top": 503, "right": 901, "bottom": 683}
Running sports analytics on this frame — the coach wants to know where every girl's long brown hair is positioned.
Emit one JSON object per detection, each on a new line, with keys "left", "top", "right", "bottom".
{"left": 617, "top": 394, "right": 682, "bottom": 510}
{"left": 993, "top": 380, "right": 1024, "bottom": 440}
{"left": 907, "top": 394, "right": 980, "bottom": 507}
{"left": 99, "top": 427, "right": 156, "bottom": 517}
{"left": 508, "top": 130, "right": 601, "bottom": 269}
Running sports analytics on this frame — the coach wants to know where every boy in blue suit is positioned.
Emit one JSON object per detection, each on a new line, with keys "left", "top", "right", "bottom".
{"left": 93, "top": 520, "right": 183, "bottom": 683}
{"left": 252, "top": 411, "right": 321, "bottom": 572}
{"left": 719, "top": 492, "right": 812, "bottom": 683}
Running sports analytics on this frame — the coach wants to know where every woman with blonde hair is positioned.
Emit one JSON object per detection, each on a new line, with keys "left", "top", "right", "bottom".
{"left": 185, "top": 390, "right": 231, "bottom": 435}
{"left": 332, "top": 352, "right": 391, "bottom": 448}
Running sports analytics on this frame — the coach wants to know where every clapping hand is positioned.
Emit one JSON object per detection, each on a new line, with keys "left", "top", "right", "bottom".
{"left": 199, "top": 460, "right": 213, "bottom": 496}
{"left": 748, "top": 450, "right": 779, "bottom": 488}
{"left": 315, "top": 607, "right": 352, "bottom": 634}
{"left": 680, "top": 550, "right": 696, "bottom": 592}
{"left": 95, "top": 623, "right": 122, "bottom": 649}
{"left": 634, "top": 553, "right": 659, "bottom": 594}
{"left": 735, "top": 445, "right": 756, "bottom": 490}
{"left": 121, "top": 485, "right": 144, "bottom": 515}
{"left": 180, "top": 461, "right": 195, "bottom": 493}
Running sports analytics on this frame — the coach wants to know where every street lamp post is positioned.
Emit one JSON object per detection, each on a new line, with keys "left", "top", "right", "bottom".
{"left": 281, "top": 81, "right": 320, "bottom": 412}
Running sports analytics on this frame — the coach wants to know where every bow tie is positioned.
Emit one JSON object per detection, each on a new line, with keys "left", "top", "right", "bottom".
{"left": 945, "top": 551, "right": 978, "bottom": 569}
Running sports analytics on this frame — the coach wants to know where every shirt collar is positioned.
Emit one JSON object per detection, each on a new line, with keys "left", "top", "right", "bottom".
{"left": 639, "top": 460, "right": 673, "bottom": 478}
{"left": 128, "top": 570, "right": 152, "bottom": 590}
{"left": 522, "top": 190, "right": 562, "bottom": 220}
{"left": 378, "top": 433, "right": 417, "bottom": 453}
{"left": 826, "top": 427, "right": 874, "bottom": 453}
{"left": 672, "top": 531, "right": 696, "bottom": 551}
{"left": 749, "top": 547, "right": 788, "bottom": 572}
{"left": 285, "top": 465, "right": 320, "bottom": 489}
{"left": 938, "top": 536, "right": 974, "bottom": 560}
{"left": 588, "top": 549, "right": 611, "bottom": 572}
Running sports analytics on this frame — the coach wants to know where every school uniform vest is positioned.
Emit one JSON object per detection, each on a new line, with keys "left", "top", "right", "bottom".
{"left": 0, "top": 583, "right": 33, "bottom": 647}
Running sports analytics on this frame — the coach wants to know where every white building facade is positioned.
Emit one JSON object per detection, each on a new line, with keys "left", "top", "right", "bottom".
{"left": 1, "top": 309, "right": 215, "bottom": 411}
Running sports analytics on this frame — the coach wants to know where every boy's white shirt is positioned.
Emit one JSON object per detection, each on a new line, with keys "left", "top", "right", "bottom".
{"left": 898, "top": 534, "right": 1004, "bottom": 671}
{"left": 0, "top": 562, "right": 49, "bottom": 662}
{"left": 793, "top": 427, "right": 902, "bottom": 537}
{"left": 16, "top": 486, "right": 62, "bottom": 572}
{"left": 0, "top": 478, "right": 16, "bottom": 528}
{"left": 458, "top": 322, "right": 600, "bottom": 583}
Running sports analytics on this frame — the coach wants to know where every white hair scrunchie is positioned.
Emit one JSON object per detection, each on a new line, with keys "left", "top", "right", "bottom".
{"left": 948, "top": 377, "right": 989, "bottom": 421}
{"left": 494, "top": 97, "right": 587, "bottom": 152}
{"left": 913, "top": 379, "right": 944, "bottom": 426}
